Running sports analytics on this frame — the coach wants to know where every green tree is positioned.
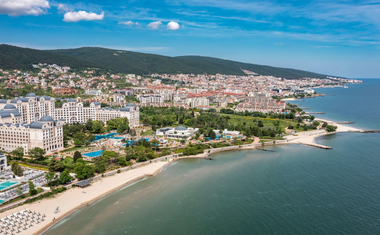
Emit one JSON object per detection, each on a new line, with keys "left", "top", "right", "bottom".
{"left": 28, "top": 180, "right": 37, "bottom": 196}
{"left": 74, "top": 159, "right": 95, "bottom": 180}
{"left": 73, "top": 151, "right": 82, "bottom": 163}
{"left": 92, "top": 121, "right": 104, "bottom": 134}
{"left": 11, "top": 147, "right": 24, "bottom": 157}
{"left": 117, "top": 123, "right": 128, "bottom": 133}
{"left": 59, "top": 169, "right": 73, "bottom": 184}
{"left": 11, "top": 162, "right": 23, "bottom": 176}
{"left": 210, "top": 130, "right": 217, "bottom": 140}
{"left": 28, "top": 147, "right": 45, "bottom": 160}
{"left": 326, "top": 125, "right": 337, "bottom": 132}
{"left": 45, "top": 172, "right": 56, "bottom": 185}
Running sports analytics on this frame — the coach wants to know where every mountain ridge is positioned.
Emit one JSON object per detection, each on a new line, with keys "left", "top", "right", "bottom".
{"left": 0, "top": 44, "right": 333, "bottom": 79}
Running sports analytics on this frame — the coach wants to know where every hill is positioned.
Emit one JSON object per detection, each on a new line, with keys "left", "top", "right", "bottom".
{"left": 0, "top": 44, "right": 331, "bottom": 79}
{"left": 51, "top": 47, "right": 330, "bottom": 79}
{"left": 0, "top": 44, "right": 103, "bottom": 71}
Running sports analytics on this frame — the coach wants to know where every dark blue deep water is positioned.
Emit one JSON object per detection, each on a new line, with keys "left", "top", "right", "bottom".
{"left": 45, "top": 79, "right": 380, "bottom": 235}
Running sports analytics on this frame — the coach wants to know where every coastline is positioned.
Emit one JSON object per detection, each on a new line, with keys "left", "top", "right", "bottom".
{"left": 0, "top": 120, "right": 364, "bottom": 235}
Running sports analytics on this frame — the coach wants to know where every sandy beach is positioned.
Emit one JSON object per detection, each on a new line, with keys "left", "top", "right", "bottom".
{"left": 0, "top": 160, "right": 171, "bottom": 235}
{"left": 281, "top": 98, "right": 298, "bottom": 101}
{"left": 285, "top": 118, "right": 362, "bottom": 148}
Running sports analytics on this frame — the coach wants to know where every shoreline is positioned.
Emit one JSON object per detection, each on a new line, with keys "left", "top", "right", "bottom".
{"left": 0, "top": 122, "right": 364, "bottom": 235}
{"left": 37, "top": 161, "right": 172, "bottom": 235}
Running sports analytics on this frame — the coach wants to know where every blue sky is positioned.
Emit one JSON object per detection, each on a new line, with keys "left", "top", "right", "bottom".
{"left": 0, "top": 0, "right": 379, "bottom": 78}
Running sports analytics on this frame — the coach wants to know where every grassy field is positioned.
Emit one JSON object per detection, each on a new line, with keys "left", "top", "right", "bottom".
{"left": 141, "top": 129, "right": 153, "bottom": 136}
{"left": 219, "top": 114, "right": 302, "bottom": 132}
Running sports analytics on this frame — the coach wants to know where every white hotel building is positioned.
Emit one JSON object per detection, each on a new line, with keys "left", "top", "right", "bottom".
{"left": 0, "top": 93, "right": 140, "bottom": 154}
{"left": 0, "top": 93, "right": 140, "bottom": 127}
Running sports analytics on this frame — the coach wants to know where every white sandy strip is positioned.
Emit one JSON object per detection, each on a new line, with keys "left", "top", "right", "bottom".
{"left": 281, "top": 98, "right": 298, "bottom": 101}
{"left": 285, "top": 119, "right": 362, "bottom": 146}
{"left": 0, "top": 161, "right": 170, "bottom": 235}
{"left": 314, "top": 118, "right": 362, "bottom": 133}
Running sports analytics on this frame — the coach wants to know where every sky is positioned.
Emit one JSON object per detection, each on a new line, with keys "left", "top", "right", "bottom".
{"left": 0, "top": 0, "right": 380, "bottom": 78}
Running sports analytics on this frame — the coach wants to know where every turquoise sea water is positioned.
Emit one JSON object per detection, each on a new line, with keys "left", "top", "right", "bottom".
{"left": 287, "top": 79, "right": 380, "bottom": 130}
{"left": 45, "top": 79, "right": 380, "bottom": 235}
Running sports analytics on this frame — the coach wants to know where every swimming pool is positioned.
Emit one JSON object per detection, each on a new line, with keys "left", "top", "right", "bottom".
{"left": 122, "top": 138, "right": 150, "bottom": 146}
{"left": 0, "top": 200, "right": 4, "bottom": 204}
{"left": 0, "top": 181, "right": 18, "bottom": 191}
{"left": 83, "top": 150, "right": 103, "bottom": 158}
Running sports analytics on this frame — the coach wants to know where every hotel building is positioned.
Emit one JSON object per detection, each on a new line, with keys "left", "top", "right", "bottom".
{"left": 0, "top": 93, "right": 140, "bottom": 154}
{"left": 0, "top": 93, "right": 140, "bottom": 127}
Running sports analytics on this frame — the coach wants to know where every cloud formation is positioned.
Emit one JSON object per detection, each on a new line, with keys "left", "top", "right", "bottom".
{"left": 57, "top": 3, "right": 68, "bottom": 12}
{"left": 147, "top": 21, "right": 162, "bottom": 30}
{"left": 63, "top": 11, "right": 104, "bottom": 22}
{"left": 0, "top": 0, "right": 50, "bottom": 16}
{"left": 167, "top": 21, "right": 180, "bottom": 30}
{"left": 119, "top": 21, "right": 139, "bottom": 27}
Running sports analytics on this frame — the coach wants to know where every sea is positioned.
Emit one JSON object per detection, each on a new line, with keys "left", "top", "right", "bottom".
{"left": 44, "top": 79, "right": 380, "bottom": 235}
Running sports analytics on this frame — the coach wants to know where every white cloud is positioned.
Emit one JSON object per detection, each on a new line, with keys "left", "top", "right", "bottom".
{"left": 119, "top": 21, "right": 139, "bottom": 27}
{"left": 63, "top": 10, "right": 104, "bottom": 22}
{"left": 0, "top": 0, "right": 50, "bottom": 16}
{"left": 147, "top": 21, "right": 162, "bottom": 30}
{"left": 167, "top": 21, "right": 180, "bottom": 30}
{"left": 57, "top": 3, "right": 68, "bottom": 12}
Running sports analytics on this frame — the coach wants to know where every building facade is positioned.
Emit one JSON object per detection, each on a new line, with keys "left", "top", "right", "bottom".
{"left": 0, "top": 93, "right": 140, "bottom": 128}
{"left": 0, "top": 115, "right": 64, "bottom": 154}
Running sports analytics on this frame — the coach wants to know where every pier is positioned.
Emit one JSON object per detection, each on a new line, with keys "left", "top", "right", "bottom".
{"left": 337, "top": 122, "right": 355, "bottom": 124}
{"left": 298, "top": 142, "right": 332, "bottom": 149}
{"left": 299, "top": 107, "right": 310, "bottom": 109}
{"left": 306, "top": 112, "right": 325, "bottom": 114}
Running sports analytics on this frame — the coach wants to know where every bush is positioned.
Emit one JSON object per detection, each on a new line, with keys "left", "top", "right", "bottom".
{"left": 117, "top": 170, "right": 121, "bottom": 173}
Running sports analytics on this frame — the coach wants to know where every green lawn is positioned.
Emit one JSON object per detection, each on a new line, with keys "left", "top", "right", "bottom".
{"left": 219, "top": 114, "right": 299, "bottom": 130}
{"left": 141, "top": 129, "right": 153, "bottom": 136}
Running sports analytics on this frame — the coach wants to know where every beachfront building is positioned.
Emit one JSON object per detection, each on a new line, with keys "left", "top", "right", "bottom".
{"left": 0, "top": 153, "right": 7, "bottom": 172}
{"left": 55, "top": 100, "right": 140, "bottom": 127}
{"left": 0, "top": 93, "right": 56, "bottom": 123}
{"left": 155, "top": 126, "right": 199, "bottom": 139}
{"left": 213, "top": 129, "right": 240, "bottom": 135}
{"left": 0, "top": 116, "right": 65, "bottom": 154}
{"left": 0, "top": 94, "right": 140, "bottom": 128}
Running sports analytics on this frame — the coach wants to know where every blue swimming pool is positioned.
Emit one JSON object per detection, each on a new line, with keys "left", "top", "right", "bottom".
{"left": 94, "top": 133, "right": 126, "bottom": 141}
{"left": 0, "top": 181, "right": 18, "bottom": 191}
{"left": 0, "top": 200, "right": 4, "bottom": 204}
{"left": 83, "top": 150, "right": 103, "bottom": 158}
{"left": 122, "top": 138, "right": 150, "bottom": 146}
